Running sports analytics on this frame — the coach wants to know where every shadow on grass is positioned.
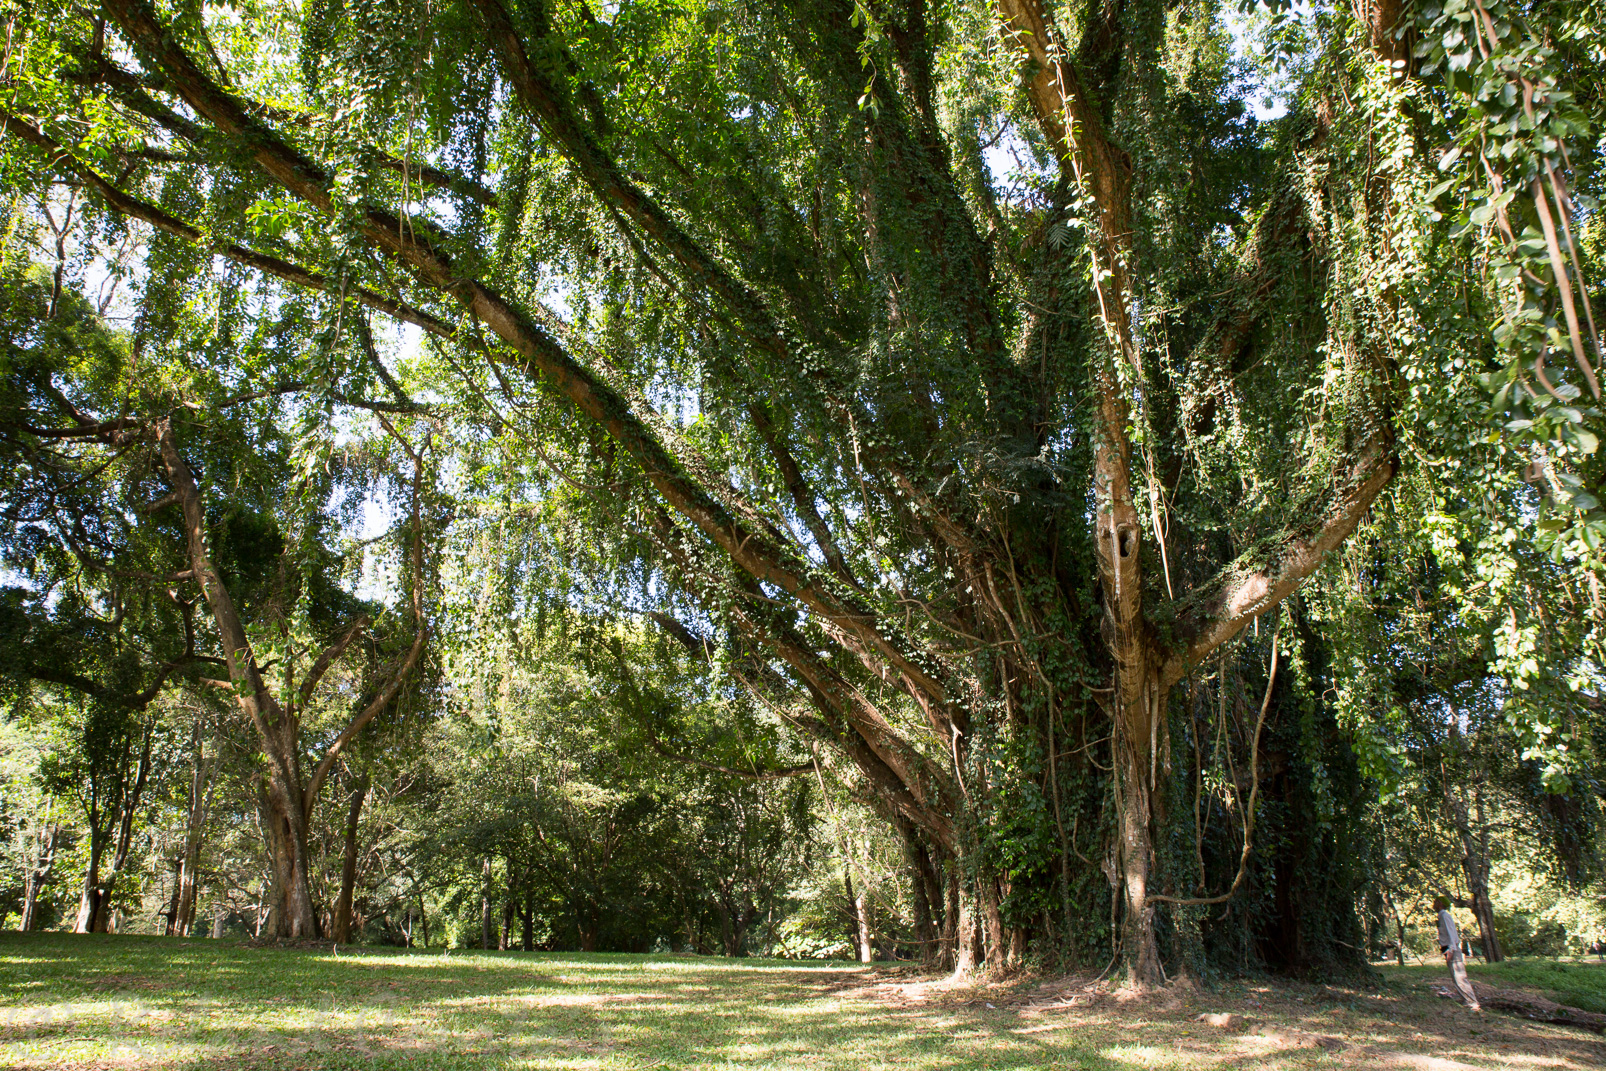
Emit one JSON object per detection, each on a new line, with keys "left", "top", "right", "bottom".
{"left": 3, "top": 934, "right": 1603, "bottom": 1069}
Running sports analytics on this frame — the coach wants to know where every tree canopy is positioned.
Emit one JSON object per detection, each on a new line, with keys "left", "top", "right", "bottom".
{"left": 1, "top": 0, "right": 1605, "bottom": 983}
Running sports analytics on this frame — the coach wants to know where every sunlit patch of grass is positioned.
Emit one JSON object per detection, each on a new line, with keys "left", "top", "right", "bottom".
{"left": 1, "top": 934, "right": 1602, "bottom": 1069}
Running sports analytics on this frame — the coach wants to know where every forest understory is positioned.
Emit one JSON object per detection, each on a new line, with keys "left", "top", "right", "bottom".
{"left": 1, "top": 934, "right": 1604, "bottom": 1071}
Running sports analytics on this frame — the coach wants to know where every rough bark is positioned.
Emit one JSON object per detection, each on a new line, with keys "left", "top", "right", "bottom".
{"left": 854, "top": 879, "right": 874, "bottom": 964}
{"left": 952, "top": 875, "right": 981, "bottom": 977}
{"left": 898, "top": 818, "right": 943, "bottom": 966}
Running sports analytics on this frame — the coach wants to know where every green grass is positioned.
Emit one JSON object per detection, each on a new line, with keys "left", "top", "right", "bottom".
{"left": 0, "top": 933, "right": 1137, "bottom": 1070}
{"left": 1378, "top": 956, "right": 1606, "bottom": 1014}
{"left": 3, "top": 933, "right": 1603, "bottom": 1070}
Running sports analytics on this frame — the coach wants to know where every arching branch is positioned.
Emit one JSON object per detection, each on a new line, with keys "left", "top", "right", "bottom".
{"left": 1160, "top": 445, "right": 1396, "bottom": 689}
{"left": 102, "top": 0, "right": 949, "bottom": 715}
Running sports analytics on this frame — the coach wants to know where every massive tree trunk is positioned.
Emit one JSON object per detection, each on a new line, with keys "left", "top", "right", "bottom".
{"left": 263, "top": 728, "right": 321, "bottom": 938}
{"left": 898, "top": 817, "right": 942, "bottom": 966}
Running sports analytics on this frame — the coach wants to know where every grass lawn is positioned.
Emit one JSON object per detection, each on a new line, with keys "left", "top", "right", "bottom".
{"left": 1, "top": 933, "right": 1603, "bottom": 1070}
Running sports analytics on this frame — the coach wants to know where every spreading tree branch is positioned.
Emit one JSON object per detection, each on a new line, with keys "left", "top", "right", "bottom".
{"left": 102, "top": 0, "right": 949, "bottom": 715}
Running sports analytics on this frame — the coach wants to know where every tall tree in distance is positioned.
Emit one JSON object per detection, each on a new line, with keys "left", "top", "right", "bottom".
{"left": 0, "top": 244, "right": 433, "bottom": 937}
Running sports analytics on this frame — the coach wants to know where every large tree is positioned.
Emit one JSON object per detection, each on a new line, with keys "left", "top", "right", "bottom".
{"left": 3, "top": 0, "right": 1598, "bottom": 977}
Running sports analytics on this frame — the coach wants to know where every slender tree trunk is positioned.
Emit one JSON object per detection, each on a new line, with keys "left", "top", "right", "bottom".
{"left": 841, "top": 866, "right": 860, "bottom": 959}
{"left": 175, "top": 718, "right": 214, "bottom": 936}
{"left": 578, "top": 910, "right": 598, "bottom": 952}
{"left": 256, "top": 783, "right": 283, "bottom": 938}
{"left": 1463, "top": 785, "right": 1504, "bottom": 962}
{"left": 952, "top": 873, "right": 981, "bottom": 976}
{"left": 500, "top": 897, "right": 514, "bottom": 951}
{"left": 95, "top": 721, "right": 155, "bottom": 935}
{"left": 20, "top": 824, "right": 59, "bottom": 931}
{"left": 163, "top": 857, "right": 184, "bottom": 935}
{"left": 417, "top": 886, "right": 430, "bottom": 948}
{"left": 716, "top": 898, "right": 736, "bottom": 957}
{"left": 943, "top": 865, "right": 960, "bottom": 972}
{"left": 481, "top": 857, "right": 495, "bottom": 950}
{"left": 331, "top": 773, "right": 368, "bottom": 944}
{"left": 522, "top": 889, "right": 535, "bottom": 951}
{"left": 854, "top": 880, "right": 873, "bottom": 964}
{"left": 1112, "top": 661, "right": 1166, "bottom": 986}
{"left": 738, "top": 904, "right": 759, "bottom": 958}
{"left": 1447, "top": 774, "right": 1504, "bottom": 962}
{"left": 908, "top": 856, "right": 937, "bottom": 966}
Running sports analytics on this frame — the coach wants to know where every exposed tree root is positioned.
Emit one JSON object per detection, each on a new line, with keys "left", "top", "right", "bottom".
{"left": 1461, "top": 982, "right": 1606, "bottom": 1034}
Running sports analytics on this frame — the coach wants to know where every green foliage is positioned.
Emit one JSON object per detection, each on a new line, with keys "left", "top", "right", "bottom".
{"left": 1, "top": 0, "right": 1604, "bottom": 977}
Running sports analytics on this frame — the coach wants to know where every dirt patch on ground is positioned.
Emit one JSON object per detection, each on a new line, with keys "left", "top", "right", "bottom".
{"left": 837, "top": 969, "right": 1606, "bottom": 1069}
{"left": 242, "top": 937, "right": 342, "bottom": 952}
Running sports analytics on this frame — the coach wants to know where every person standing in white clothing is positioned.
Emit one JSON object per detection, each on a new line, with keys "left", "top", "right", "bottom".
{"left": 1435, "top": 895, "right": 1481, "bottom": 1010}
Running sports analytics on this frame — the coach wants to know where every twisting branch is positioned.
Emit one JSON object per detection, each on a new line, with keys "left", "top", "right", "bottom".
{"left": 296, "top": 614, "right": 372, "bottom": 710}
{"left": 468, "top": 0, "right": 857, "bottom": 591}
{"left": 70, "top": 54, "right": 502, "bottom": 209}
{"left": 153, "top": 416, "right": 276, "bottom": 742}
{"left": 1149, "top": 623, "right": 1279, "bottom": 906}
